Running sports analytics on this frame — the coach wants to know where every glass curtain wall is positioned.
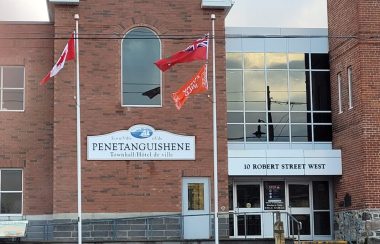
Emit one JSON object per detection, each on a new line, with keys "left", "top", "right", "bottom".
{"left": 227, "top": 52, "right": 331, "bottom": 143}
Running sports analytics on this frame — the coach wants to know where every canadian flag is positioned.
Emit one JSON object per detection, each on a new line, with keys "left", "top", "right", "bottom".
{"left": 40, "top": 33, "right": 75, "bottom": 85}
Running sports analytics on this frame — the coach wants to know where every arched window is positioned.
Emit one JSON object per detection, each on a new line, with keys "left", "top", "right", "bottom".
{"left": 122, "top": 27, "right": 161, "bottom": 106}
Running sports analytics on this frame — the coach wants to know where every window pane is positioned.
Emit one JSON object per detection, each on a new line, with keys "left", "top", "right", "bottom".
{"left": 267, "top": 71, "right": 288, "bottom": 92}
{"left": 188, "top": 183, "right": 204, "bottom": 210}
{"left": 245, "top": 112, "right": 266, "bottom": 123}
{"left": 313, "top": 181, "right": 330, "bottom": 210}
{"left": 1, "top": 170, "right": 22, "bottom": 191}
{"left": 289, "top": 71, "right": 310, "bottom": 111}
{"left": 237, "top": 215, "right": 261, "bottom": 236}
{"left": 314, "top": 125, "right": 332, "bottom": 141}
{"left": 270, "top": 112, "right": 289, "bottom": 123}
{"left": 268, "top": 92, "right": 288, "bottom": 111}
{"left": 245, "top": 71, "right": 265, "bottom": 91}
{"left": 3, "top": 67, "right": 24, "bottom": 88}
{"left": 122, "top": 28, "right": 160, "bottom": 106}
{"left": 245, "top": 92, "right": 266, "bottom": 111}
{"left": 228, "top": 124, "right": 244, "bottom": 141}
{"left": 228, "top": 112, "right": 243, "bottom": 123}
{"left": 291, "top": 125, "right": 312, "bottom": 142}
{"left": 270, "top": 124, "right": 289, "bottom": 142}
{"left": 1, "top": 193, "right": 22, "bottom": 214}
{"left": 289, "top": 53, "right": 309, "bottom": 69}
{"left": 2, "top": 90, "right": 23, "bottom": 110}
{"left": 311, "top": 53, "right": 329, "bottom": 69}
{"left": 313, "top": 113, "right": 332, "bottom": 123}
{"left": 244, "top": 53, "right": 264, "bottom": 69}
{"left": 227, "top": 70, "right": 243, "bottom": 110}
{"left": 227, "top": 53, "right": 243, "bottom": 69}
{"left": 289, "top": 184, "right": 310, "bottom": 207}
{"left": 290, "top": 214, "right": 311, "bottom": 235}
{"left": 236, "top": 185, "right": 260, "bottom": 208}
{"left": 314, "top": 212, "right": 331, "bottom": 235}
{"left": 312, "top": 71, "right": 331, "bottom": 111}
{"left": 246, "top": 124, "right": 267, "bottom": 142}
{"left": 291, "top": 112, "right": 311, "bottom": 123}
{"left": 266, "top": 53, "right": 287, "bottom": 69}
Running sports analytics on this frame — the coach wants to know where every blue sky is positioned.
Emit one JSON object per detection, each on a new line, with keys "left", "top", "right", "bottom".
{"left": 0, "top": 0, "right": 327, "bottom": 28}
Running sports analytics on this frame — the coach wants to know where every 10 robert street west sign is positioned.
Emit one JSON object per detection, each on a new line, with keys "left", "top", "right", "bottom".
{"left": 87, "top": 124, "right": 195, "bottom": 161}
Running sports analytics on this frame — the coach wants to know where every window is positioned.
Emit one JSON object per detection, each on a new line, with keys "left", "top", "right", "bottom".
{"left": 0, "top": 170, "right": 22, "bottom": 214}
{"left": 338, "top": 73, "right": 342, "bottom": 113}
{"left": 122, "top": 28, "right": 161, "bottom": 106}
{"left": 226, "top": 52, "right": 332, "bottom": 143}
{"left": 0, "top": 66, "right": 24, "bottom": 111}
{"left": 347, "top": 67, "right": 353, "bottom": 109}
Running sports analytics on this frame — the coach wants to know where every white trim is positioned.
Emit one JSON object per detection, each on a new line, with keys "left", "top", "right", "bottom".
{"left": 338, "top": 73, "right": 343, "bottom": 114}
{"left": 347, "top": 67, "right": 353, "bottom": 109}
{"left": 0, "top": 66, "right": 25, "bottom": 112}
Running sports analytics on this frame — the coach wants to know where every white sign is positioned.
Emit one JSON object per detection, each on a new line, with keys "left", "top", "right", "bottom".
{"left": 87, "top": 125, "right": 195, "bottom": 160}
{"left": 228, "top": 150, "right": 342, "bottom": 176}
{"left": 0, "top": 221, "right": 28, "bottom": 237}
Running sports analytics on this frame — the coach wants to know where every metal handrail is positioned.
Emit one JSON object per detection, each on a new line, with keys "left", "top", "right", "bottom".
{"left": 286, "top": 212, "right": 302, "bottom": 244}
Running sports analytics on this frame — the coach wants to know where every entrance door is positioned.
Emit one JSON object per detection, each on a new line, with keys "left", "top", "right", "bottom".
{"left": 287, "top": 182, "right": 312, "bottom": 240}
{"left": 182, "top": 177, "right": 210, "bottom": 239}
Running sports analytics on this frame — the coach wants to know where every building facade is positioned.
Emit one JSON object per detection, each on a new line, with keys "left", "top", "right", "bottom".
{"left": 225, "top": 27, "right": 342, "bottom": 240}
{"left": 0, "top": 0, "right": 231, "bottom": 241}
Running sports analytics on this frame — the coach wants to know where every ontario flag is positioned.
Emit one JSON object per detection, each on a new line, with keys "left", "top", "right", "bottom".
{"left": 171, "top": 64, "right": 208, "bottom": 110}
{"left": 40, "top": 33, "right": 75, "bottom": 85}
{"left": 155, "top": 36, "right": 208, "bottom": 72}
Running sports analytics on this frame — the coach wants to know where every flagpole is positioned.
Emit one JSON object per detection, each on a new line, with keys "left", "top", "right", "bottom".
{"left": 74, "top": 14, "right": 82, "bottom": 244}
{"left": 211, "top": 13, "right": 219, "bottom": 244}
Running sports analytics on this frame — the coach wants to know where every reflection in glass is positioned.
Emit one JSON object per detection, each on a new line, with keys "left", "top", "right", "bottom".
{"left": 267, "top": 71, "right": 288, "bottom": 92}
{"left": 289, "top": 71, "right": 308, "bottom": 92}
{"left": 291, "top": 112, "right": 311, "bottom": 123}
{"left": 237, "top": 185, "right": 260, "bottom": 208}
{"left": 291, "top": 125, "right": 312, "bottom": 142}
{"left": 122, "top": 28, "right": 161, "bottom": 106}
{"left": 290, "top": 92, "right": 308, "bottom": 111}
{"left": 237, "top": 215, "right": 261, "bottom": 236}
{"left": 289, "top": 53, "right": 308, "bottom": 69}
{"left": 245, "top": 112, "right": 266, "bottom": 123}
{"left": 227, "top": 71, "right": 243, "bottom": 110}
{"left": 271, "top": 124, "right": 289, "bottom": 142}
{"left": 228, "top": 124, "right": 244, "bottom": 141}
{"left": 246, "top": 124, "right": 267, "bottom": 142}
{"left": 227, "top": 53, "right": 243, "bottom": 69}
{"left": 270, "top": 112, "right": 289, "bottom": 123}
{"left": 245, "top": 92, "right": 266, "bottom": 111}
{"left": 244, "top": 53, "right": 264, "bottom": 69}
{"left": 268, "top": 92, "right": 288, "bottom": 111}
{"left": 314, "top": 212, "right": 331, "bottom": 235}
{"left": 188, "top": 183, "right": 204, "bottom": 210}
{"left": 266, "top": 53, "right": 287, "bottom": 69}
{"left": 314, "top": 125, "right": 332, "bottom": 141}
{"left": 245, "top": 71, "right": 265, "bottom": 91}
{"left": 313, "top": 181, "right": 330, "bottom": 210}
{"left": 2, "top": 90, "right": 23, "bottom": 110}
{"left": 289, "top": 184, "right": 310, "bottom": 207}
{"left": 3, "top": 67, "right": 24, "bottom": 88}
{"left": 290, "top": 215, "right": 311, "bottom": 235}
{"left": 1, "top": 171, "right": 22, "bottom": 191}
{"left": 228, "top": 112, "right": 244, "bottom": 123}
{"left": 1, "top": 193, "right": 22, "bottom": 214}
{"left": 312, "top": 72, "right": 331, "bottom": 111}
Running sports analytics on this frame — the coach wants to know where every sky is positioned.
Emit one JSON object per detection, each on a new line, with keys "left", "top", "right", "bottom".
{"left": 0, "top": 0, "right": 327, "bottom": 28}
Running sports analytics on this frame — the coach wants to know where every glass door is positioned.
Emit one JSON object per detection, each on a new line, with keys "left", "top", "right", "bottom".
{"left": 287, "top": 182, "right": 312, "bottom": 240}
{"left": 233, "top": 183, "right": 262, "bottom": 238}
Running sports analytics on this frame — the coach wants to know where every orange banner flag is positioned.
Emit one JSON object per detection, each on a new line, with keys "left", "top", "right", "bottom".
{"left": 171, "top": 64, "right": 208, "bottom": 110}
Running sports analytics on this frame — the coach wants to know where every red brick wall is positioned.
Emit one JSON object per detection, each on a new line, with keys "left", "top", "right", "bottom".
{"left": 328, "top": 0, "right": 380, "bottom": 210}
{"left": 0, "top": 24, "right": 54, "bottom": 214}
{"left": 52, "top": 1, "right": 228, "bottom": 214}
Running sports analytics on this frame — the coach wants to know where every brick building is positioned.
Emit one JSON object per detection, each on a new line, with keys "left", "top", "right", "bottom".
{"left": 0, "top": 0, "right": 231, "bottom": 242}
{"left": 0, "top": 0, "right": 379, "bottom": 243}
{"left": 328, "top": 0, "right": 380, "bottom": 242}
